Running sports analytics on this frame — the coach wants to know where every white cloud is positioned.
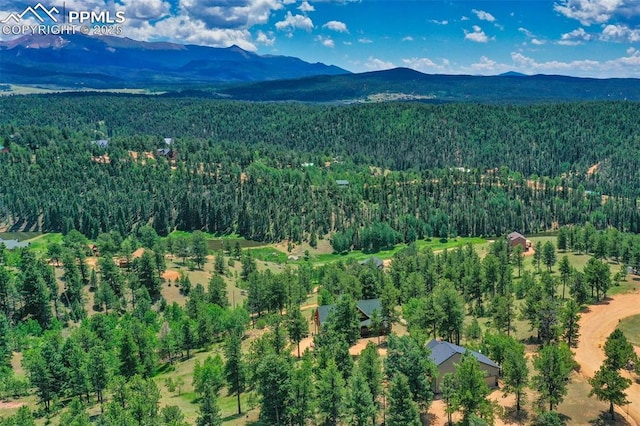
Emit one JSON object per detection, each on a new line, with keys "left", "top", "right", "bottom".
{"left": 472, "top": 9, "right": 496, "bottom": 22}
{"left": 298, "top": 1, "right": 314, "bottom": 12}
{"left": 558, "top": 27, "right": 593, "bottom": 45}
{"left": 402, "top": 57, "right": 450, "bottom": 73}
{"left": 124, "top": 15, "right": 257, "bottom": 50}
{"left": 601, "top": 24, "right": 640, "bottom": 42}
{"left": 323, "top": 20, "right": 348, "bottom": 32}
{"left": 402, "top": 36, "right": 413, "bottom": 41}
{"left": 358, "top": 37, "right": 373, "bottom": 43}
{"left": 365, "top": 56, "right": 395, "bottom": 71}
{"left": 256, "top": 30, "right": 275, "bottom": 46}
{"left": 180, "top": 0, "right": 282, "bottom": 30}
{"left": 518, "top": 27, "right": 534, "bottom": 38}
{"left": 275, "top": 11, "right": 313, "bottom": 31}
{"left": 470, "top": 56, "right": 501, "bottom": 72}
{"left": 507, "top": 50, "right": 640, "bottom": 77}
{"left": 121, "top": 0, "right": 171, "bottom": 20}
{"left": 532, "top": 38, "right": 546, "bottom": 45}
{"left": 315, "top": 35, "right": 334, "bottom": 47}
{"left": 464, "top": 25, "right": 492, "bottom": 43}
{"left": 461, "top": 15, "right": 470, "bottom": 21}
{"left": 553, "top": 0, "right": 625, "bottom": 26}
{"left": 428, "top": 19, "right": 448, "bottom": 25}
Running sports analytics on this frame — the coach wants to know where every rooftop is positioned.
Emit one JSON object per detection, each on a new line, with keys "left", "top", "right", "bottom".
{"left": 427, "top": 339, "right": 499, "bottom": 369}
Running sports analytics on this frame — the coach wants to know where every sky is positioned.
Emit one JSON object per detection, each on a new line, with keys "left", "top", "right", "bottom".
{"left": 2, "top": 0, "right": 640, "bottom": 78}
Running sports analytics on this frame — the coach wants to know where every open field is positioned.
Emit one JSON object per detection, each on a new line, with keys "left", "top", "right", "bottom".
{"left": 618, "top": 314, "right": 640, "bottom": 347}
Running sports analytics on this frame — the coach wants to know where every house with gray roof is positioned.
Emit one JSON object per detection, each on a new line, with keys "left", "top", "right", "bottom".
{"left": 359, "top": 256, "right": 384, "bottom": 269}
{"left": 314, "top": 298, "right": 386, "bottom": 337}
{"left": 91, "top": 139, "right": 109, "bottom": 149}
{"left": 0, "top": 238, "right": 30, "bottom": 250}
{"left": 427, "top": 339, "right": 500, "bottom": 393}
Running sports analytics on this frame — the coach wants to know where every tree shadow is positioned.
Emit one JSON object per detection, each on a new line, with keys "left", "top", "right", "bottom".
{"left": 500, "top": 407, "right": 530, "bottom": 425}
{"left": 589, "top": 411, "right": 634, "bottom": 425}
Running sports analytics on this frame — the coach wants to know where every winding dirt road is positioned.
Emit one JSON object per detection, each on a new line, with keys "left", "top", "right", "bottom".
{"left": 574, "top": 292, "right": 640, "bottom": 425}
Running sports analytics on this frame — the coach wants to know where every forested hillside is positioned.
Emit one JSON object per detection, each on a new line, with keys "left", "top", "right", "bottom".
{"left": 1, "top": 96, "right": 640, "bottom": 242}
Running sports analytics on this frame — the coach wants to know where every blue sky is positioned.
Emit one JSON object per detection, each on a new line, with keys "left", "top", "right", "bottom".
{"left": 2, "top": 0, "right": 640, "bottom": 77}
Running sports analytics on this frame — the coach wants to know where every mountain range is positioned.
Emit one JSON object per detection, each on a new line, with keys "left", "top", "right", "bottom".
{"left": 0, "top": 34, "right": 348, "bottom": 87}
{"left": 2, "top": 34, "right": 640, "bottom": 103}
{"left": 218, "top": 67, "right": 640, "bottom": 104}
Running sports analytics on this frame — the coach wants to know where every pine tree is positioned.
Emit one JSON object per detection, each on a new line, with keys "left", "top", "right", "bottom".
{"left": 502, "top": 344, "right": 529, "bottom": 413}
{"left": 286, "top": 306, "right": 308, "bottom": 358}
{"left": 224, "top": 332, "right": 246, "bottom": 415}
{"left": 387, "top": 373, "right": 421, "bottom": 426}
{"left": 207, "top": 275, "right": 228, "bottom": 308}
{"left": 317, "top": 359, "right": 345, "bottom": 426}
{"left": 589, "top": 366, "right": 631, "bottom": 420}
{"left": 347, "top": 368, "right": 375, "bottom": 426}
{"left": 453, "top": 352, "right": 492, "bottom": 422}
{"left": 196, "top": 384, "right": 222, "bottom": 426}
{"left": 532, "top": 342, "right": 575, "bottom": 411}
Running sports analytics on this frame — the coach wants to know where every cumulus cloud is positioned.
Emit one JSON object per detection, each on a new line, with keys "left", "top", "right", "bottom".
{"left": 315, "top": 35, "right": 334, "bottom": 47}
{"left": 472, "top": 9, "right": 496, "bottom": 22}
{"left": 298, "top": 1, "right": 314, "bottom": 12}
{"left": 365, "top": 56, "right": 395, "bottom": 71}
{"left": 402, "top": 57, "right": 450, "bottom": 73}
{"left": 519, "top": 27, "right": 546, "bottom": 45}
{"left": 120, "top": 0, "right": 170, "bottom": 21}
{"left": 323, "top": 20, "right": 348, "bottom": 32}
{"left": 464, "top": 25, "right": 492, "bottom": 43}
{"left": 275, "top": 11, "right": 313, "bottom": 31}
{"left": 553, "top": 0, "right": 628, "bottom": 26}
{"left": 601, "top": 24, "right": 640, "bottom": 42}
{"left": 180, "top": 0, "right": 282, "bottom": 30}
{"left": 124, "top": 15, "right": 258, "bottom": 50}
{"left": 558, "top": 27, "right": 593, "bottom": 45}
{"left": 256, "top": 30, "right": 275, "bottom": 45}
{"left": 358, "top": 37, "right": 373, "bottom": 43}
{"left": 464, "top": 50, "right": 640, "bottom": 78}
{"left": 470, "top": 56, "right": 502, "bottom": 72}
{"left": 428, "top": 19, "right": 448, "bottom": 25}
{"left": 402, "top": 36, "right": 414, "bottom": 41}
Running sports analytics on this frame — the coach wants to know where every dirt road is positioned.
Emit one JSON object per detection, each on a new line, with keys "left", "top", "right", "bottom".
{"left": 574, "top": 292, "right": 640, "bottom": 425}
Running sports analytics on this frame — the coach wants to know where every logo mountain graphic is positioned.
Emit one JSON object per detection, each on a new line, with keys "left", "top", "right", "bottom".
{"left": 1, "top": 3, "right": 59, "bottom": 24}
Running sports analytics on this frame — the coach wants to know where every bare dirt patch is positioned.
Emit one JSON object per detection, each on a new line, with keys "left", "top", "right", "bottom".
{"left": 0, "top": 400, "right": 25, "bottom": 409}
{"left": 587, "top": 163, "right": 600, "bottom": 176}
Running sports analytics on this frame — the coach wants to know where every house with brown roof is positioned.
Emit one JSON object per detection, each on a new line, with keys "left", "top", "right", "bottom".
{"left": 507, "top": 232, "right": 531, "bottom": 251}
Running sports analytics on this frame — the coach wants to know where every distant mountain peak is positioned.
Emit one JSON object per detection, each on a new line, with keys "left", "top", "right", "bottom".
{"left": 499, "top": 71, "right": 528, "bottom": 77}
{"left": 0, "top": 34, "right": 349, "bottom": 87}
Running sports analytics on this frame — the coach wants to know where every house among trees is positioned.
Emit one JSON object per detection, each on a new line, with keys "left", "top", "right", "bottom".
{"left": 91, "top": 139, "right": 109, "bottom": 149}
{"left": 164, "top": 137, "right": 174, "bottom": 145}
{"left": 507, "top": 231, "right": 531, "bottom": 251}
{"left": 314, "top": 298, "right": 385, "bottom": 337}
{"left": 335, "top": 180, "right": 349, "bottom": 187}
{"left": 359, "top": 256, "right": 384, "bottom": 269}
{"left": 427, "top": 339, "right": 500, "bottom": 393}
{"left": 0, "top": 238, "right": 29, "bottom": 250}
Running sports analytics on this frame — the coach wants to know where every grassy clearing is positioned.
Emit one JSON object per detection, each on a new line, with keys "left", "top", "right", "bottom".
{"left": 617, "top": 314, "right": 640, "bottom": 347}
{"left": 24, "top": 233, "right": 63, "bottom": 253}
{"left": 313, "top": 237, "right": 488, "bottom": 263}
{"left": 246, "top": 247, "right": 289, "bottom": 264}
{"left": 0, "top": 232, "right": 42, "bottom": 241}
